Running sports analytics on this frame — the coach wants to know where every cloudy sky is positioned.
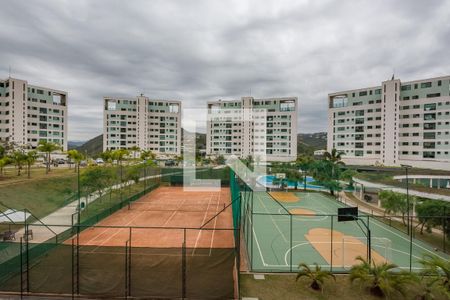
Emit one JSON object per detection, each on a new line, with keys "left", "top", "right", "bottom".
{"left": 1, "top": 0, "right": 449, "bottom": 141}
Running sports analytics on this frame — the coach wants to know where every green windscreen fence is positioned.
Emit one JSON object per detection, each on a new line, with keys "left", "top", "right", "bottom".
{"left": 161, "top": 167, "right": 231, "bottom": 186}
{"left": 0, "top": 226, "right": 236, "bottom": 299}
{"left": 0, "top": 169, "right": 238, "bottom": 299}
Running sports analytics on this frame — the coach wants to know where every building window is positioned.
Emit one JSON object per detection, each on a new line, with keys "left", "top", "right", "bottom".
{"left": 421, "top": 82, "right": 432, "bottom": 88}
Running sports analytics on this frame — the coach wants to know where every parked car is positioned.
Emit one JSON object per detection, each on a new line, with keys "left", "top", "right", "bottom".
{"left": 95, "top": 158, "right": 104, "bottom": 164}
{"left": 79, "top": 160, "right": 88, "bottom": 167}
{"left": 165, "top": 160, "right": 176, "bottom": 167}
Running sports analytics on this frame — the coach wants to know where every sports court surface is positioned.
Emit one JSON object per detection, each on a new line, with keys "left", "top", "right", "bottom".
{"left": 0, "top": 186, "right": 236, "bottom": 299}
{"left": 244, "top": 191, "right": 450, "bottom": 272}
{"left": 72, "top": 186, "right": 234, "bottom": 248}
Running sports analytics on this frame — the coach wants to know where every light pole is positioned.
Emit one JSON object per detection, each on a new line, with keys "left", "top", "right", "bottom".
{"left": 401, "top": 164, "right": 412, "bottom": 235}
{"left": 401, "top": 164, "right": 413, "bottom": 272}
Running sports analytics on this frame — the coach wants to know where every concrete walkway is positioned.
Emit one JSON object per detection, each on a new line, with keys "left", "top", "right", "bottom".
{"left": 353, "top": 177, "right": 450, "bottom": 203}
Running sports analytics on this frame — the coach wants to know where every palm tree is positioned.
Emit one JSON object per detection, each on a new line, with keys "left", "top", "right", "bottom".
{"left": 140, "top": 150, "right": 155, "bottom": 161}
{"left": 296, "top": 262, "right": 335, "bottom": 291}
{"left": 37, "top": 140, "right": 60, "bottom": 174}
{"left": 10, "top": 150, "right": 26, "bottom": 176}
{"left": 129, "top": 146, "right": 140, "bottom": 159}
{"left": 419, "top": 254, "right": 450, "bottom": 296}
{"left": 349, "top": 256, "right": 413, "bottom": 298}
{"left": 323, "top": 148, "right": 344, "bottom": 164}
{"left": 25, "top": 151, "right": 38, "bottom": 179}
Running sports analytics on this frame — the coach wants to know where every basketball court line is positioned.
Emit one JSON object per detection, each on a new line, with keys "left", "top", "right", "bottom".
{"left": 255, "top": 193, "right": 288, "bottom": 242}
{"left": 250, "top": 191, "right": 449, "bottom": 270}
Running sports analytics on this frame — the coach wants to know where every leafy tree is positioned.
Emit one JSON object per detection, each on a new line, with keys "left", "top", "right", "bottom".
{"left": 80, "top": 166, "right": 116, "bottom": 204}
{"left": 286, "top": 169, "right": 302, "bottom": 190}
{"left": 0, "top": 145, "right": 5, "bottom": 159}
{"left": 100, "top": 150, "right": 113, "bottom": 164}
{"left": 24, "top": 151, "right": 38, "bottom": 179}
{"left": 340, "top": 168, "right": 357, "bottom": 189}
{"left": 37, "top": 140, "right": 60, "bottom": 174}
{"left": 415, "top": 200, "right": 449, "bottom": 236}
{"left": 418, "top": 254, "right": 450, "bottom": 298}
{"left": 9, "top": 150, "right": 27, "bottom": 176}
{"left": 0, "top": 157, "right": 10, "bottom": 176}
{"left": 215, "top": 155, "right": 225, "bottom": 165}
{"left": 349, "top": 256, "right": 413, "bottom": 298}
{"left": 379, "top": 190, "right": 410, "bottom": 225}
{"left": 310, "top": 159, "right": 341, "bottom": 195}
{"left": 296, "top": 262, "right": 335, "bottom": 291}
{"left": 111, "top": 149, "right": 129, "bottom": 165}
{"left": 297, "top": 155, "right": 314, "bottom": 191}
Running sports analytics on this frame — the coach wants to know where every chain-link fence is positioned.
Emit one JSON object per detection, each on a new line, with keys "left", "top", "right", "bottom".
{"left": 231, "top": 170, "right": 450, "bottom": 273}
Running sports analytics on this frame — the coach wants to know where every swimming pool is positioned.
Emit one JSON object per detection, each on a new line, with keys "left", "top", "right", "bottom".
{"left": 257, "top": 175, "right": 325, "bottom": 190}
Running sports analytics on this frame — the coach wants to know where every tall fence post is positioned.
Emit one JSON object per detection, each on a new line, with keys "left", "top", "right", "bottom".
{"left": 124, "top": 240, "right": 129, "bottom": 300}
{"left": 289, "top": 214, "right": 293, "bottom": 272}
{"left": 182, "top": 228, "right": 186, "bottom": 299}
{"left": 330, "top": 215, "right": 334, "bottom": 272}
{"left": 76, "top": 225, "right": 80, "bottom": 295}
{"left": 128, "top": 227, "right": 132, "bottom": 297}
{"left": 25, "top": 222, "right": 29, "bottom": 293}
{"left": 71, "top": 238, "right": 74, "bottom": 300}
{"left": 20, "top": 237, "right": 23, "bottom": 298}
{"left": 250, "top": 190, "right": 254, "bottom": 271}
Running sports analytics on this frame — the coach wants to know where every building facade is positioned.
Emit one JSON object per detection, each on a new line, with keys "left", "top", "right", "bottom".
{"left": 206, "top": 96, "right": 297, "bottom": 162}
{"left": 328, "top": 75, "right": 450, "bottom": 170}
{"left": 103, "top": 96, "right": 181, "bottom": 156}
{"left": 0, "top": 77, "right": 68, "bottom": 150}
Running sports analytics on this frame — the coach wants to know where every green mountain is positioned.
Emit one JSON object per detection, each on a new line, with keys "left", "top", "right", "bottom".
{"left": 75, "top": 134, "right": 103, "bottom": 157}
{"left": 74, "top": 131, "right": 327, "bottom": 158}
{"left": 297, "top": 132, "right": 327, "bottom": 156}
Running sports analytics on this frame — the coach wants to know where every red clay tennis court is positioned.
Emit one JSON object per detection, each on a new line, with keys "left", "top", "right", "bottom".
{"left": 72, "top": 186, "right": 234, "bottom": 249}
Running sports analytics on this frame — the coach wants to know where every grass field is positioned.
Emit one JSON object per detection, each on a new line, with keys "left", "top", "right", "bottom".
{"left": 243, "top": 191, "right": 449, "bottom": 272}
{"left": 0, "top": 169, "right": 77, "bottom": 219}
{"left": 240, "top": 273, "right": 449, "bottom": 300}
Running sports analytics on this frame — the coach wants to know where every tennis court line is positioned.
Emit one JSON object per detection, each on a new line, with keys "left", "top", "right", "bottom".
{"left": 208, "top": 189, "right": 222, "bottom": 256}
{"left": 193, "top": 192, "right": 215, "bottom": 252}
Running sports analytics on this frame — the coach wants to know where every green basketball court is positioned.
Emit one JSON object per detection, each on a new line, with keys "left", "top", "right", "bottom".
{"left": 241, "top": 190, "right": 449, "bottom": 273}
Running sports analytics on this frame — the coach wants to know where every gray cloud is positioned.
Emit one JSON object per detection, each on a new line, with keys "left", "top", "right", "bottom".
{"left": 1, "top": 0, "right": 449, "bottom": 140}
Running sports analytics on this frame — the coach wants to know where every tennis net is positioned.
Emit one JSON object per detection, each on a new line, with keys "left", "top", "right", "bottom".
{"left": 128, "top": 201, "right": 228, "bottom": 213}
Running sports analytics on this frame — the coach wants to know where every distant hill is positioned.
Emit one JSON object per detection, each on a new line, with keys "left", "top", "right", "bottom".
{"left": 297, "top": 132, "right": 327, "bottom": 155}
{"left": 68, "top": 140, "right": 85, "bottom": 149}
{"left": 74, "top": 131, "right": 327, "bottom": 158}
{"left": 76, "top": 134, "right": 103, "bottom": 157}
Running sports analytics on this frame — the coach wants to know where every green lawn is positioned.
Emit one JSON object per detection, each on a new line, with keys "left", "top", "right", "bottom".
{"left": 240, "top": 273, "right": 448, "bottom": 300}
{"left": 0, "top": 170, "right": 77, "bottom": 219}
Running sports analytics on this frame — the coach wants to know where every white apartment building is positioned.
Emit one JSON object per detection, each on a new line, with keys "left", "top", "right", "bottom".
{"left": 103, "top": 96, "right": 181, "bottom": 156}
{"left": 0, "top": 77, "right": 68, "bottom": 150}
{"left": 328, "top": 75, "right": 450, "bottom": 170}
{"left": 206, "top": 97, "right": 297, "bottom": 162}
